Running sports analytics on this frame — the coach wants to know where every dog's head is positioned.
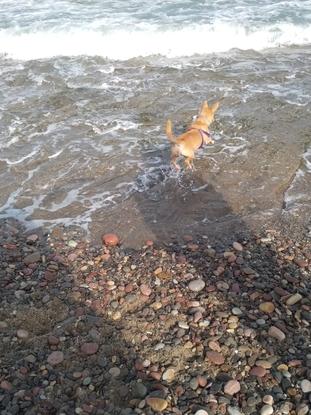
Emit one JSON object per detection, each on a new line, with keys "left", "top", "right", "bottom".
{"left": 198, "top": 100, "right": 220, "bottom": 127}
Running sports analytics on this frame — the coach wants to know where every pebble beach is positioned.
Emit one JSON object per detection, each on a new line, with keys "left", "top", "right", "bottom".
{"left": 0, "top": 218, "right": 310, "bottom": 415}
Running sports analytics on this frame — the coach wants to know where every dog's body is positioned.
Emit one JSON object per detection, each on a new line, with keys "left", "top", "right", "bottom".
{"left": 165, "top": 100, "right": 219, "bottom": 170}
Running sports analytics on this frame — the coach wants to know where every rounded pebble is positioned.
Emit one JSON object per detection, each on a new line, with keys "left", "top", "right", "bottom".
{"left": 47, "top": 351, "right": 64, "bottom": 366}
{"left": 260, "top": 405, "right": 273, "bottom": 415}
{"left": 146, "top": 397, "right": 168, "bottom": 412}
{"left": 301, "top": 379, "right": 311, "bottom": 393}
{"left": 263, "top": 395, "right": 274, "bottom": 405}
{"left": 268, "top": 326, "right": 286, "bottom": 341}
{"left": 224, "top": 379, "right": 241, "bottom": 395}
{"left": 140, "top": 284, "right": 152, "bottom": 296}
{"left": 102, "top": 233, "right": 119, "bottom": 246}
{"left": 188, "top": 279, "right": 205, "bottom": 292}
{"left": 206, "top": 351, "right": 225, "bottom": 365}
{"left": 16, "top": 329, "right": 29, "bottom": 339}
{"left": 259, "top": 302, "right": 275, "bottom": 313}
{"left": 80, "top": 342, "right": 99, "bottom": 355}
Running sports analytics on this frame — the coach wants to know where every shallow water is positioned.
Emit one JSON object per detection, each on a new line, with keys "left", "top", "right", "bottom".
{"left": 0, "top": 1, "right": 311, "bottom": 246}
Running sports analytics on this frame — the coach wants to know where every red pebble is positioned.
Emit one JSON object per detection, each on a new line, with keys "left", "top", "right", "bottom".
{"left": 102, "top": 233, "right": 119, "bottom": 246}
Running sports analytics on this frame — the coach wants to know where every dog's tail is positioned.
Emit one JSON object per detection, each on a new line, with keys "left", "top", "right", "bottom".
{"left": 165, "top": 119, "right": 177, "bottom": 143}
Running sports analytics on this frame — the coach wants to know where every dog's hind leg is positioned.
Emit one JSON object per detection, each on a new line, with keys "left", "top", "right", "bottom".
{"left": 184, "top": 156, "right": 194, "bottom": 170}
{"left": 171, "top": 145, "right": 180, "bottom": 170}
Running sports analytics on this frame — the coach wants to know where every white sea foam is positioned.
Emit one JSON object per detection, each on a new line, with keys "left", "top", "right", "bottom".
{"left": 283, "top": 145, "right": 311, "bottom": 210}
{"left": 48, "top": 149, "right": 63, "bottom": 159}
{"left": 0, "top": 22, "right": 311, "bottom": 60}
{"left": 1, "top": 149, "right": 38, "bottom": 165}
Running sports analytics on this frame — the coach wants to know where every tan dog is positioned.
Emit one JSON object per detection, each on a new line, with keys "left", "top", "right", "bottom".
{"left": 165, "top": 100, "right": 220, "bottom": 170}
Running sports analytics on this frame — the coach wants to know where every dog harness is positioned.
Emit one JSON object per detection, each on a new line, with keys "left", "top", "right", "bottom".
{"left": 188, "top": 128, "right": 211, "bottom": 149}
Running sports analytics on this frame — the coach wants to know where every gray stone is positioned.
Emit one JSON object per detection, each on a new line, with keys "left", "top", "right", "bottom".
{"left": 132, "top": 382, "right": 147, "bottom": 398}
{"left": 188, "top": 279, "right": 205, "bottom": 292}
{"left": 232, "top": 307, "right": 243, "bottom": 316}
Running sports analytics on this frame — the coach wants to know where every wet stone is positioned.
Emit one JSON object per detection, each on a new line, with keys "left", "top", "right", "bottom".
{"left": 26, "top": 234, "right": 39, "bottom": 243}
{"left": 102, "top": 233, "right": 119, "bottom": 246}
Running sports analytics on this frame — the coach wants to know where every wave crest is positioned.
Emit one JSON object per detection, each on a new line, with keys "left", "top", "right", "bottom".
{"left": 1, "top": 23, "right": 311, "bottom": 60}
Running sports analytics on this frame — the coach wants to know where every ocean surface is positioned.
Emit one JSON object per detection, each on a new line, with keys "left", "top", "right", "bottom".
{"left": 0, "top": 0, "right": 311, "bottom": 245}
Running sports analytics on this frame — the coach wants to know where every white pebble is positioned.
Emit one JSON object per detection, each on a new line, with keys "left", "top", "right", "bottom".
{"left": 260, "top": 405, "right": 273, "bottom": 415}
{"left": 301, "top": 379, "right": 311, "bottom": 393}
{"left": 195, "top": 411, "right": 209, "bottom": 415}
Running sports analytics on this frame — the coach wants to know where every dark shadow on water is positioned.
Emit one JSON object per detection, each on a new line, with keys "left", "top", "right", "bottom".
{"left": 133, "top": 168, "right": 249, "bottom": 249}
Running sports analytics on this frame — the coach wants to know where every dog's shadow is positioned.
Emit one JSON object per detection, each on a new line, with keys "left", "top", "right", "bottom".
{"left": 135, "top": 164, "right": 248, "bottom": 249}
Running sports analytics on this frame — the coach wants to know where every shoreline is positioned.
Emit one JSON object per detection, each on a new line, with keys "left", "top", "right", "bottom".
{"left": 0, "top": 217, "right": 310, "bottom": 414}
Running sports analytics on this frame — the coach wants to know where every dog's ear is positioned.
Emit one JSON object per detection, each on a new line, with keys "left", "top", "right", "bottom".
{"left": 200, "top": 100, "right": 209, "bottom": 113}
{"left": 210, "top": 101, "right": 220, "bottom": 113}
